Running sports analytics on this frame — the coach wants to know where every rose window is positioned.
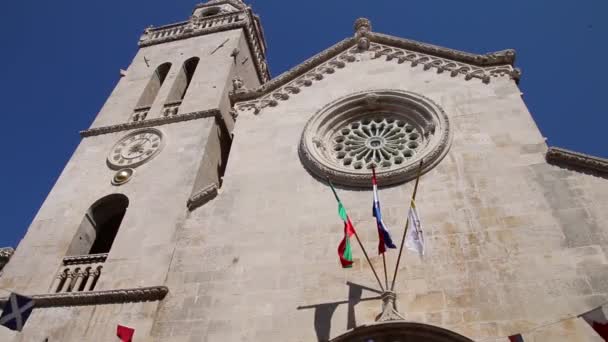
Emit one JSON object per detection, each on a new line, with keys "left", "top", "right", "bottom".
{"left": 300, "top": 90, "right": 452, "bottom": 187}
{"left": 332, "top": 116, "right": 422, "bottom": 170}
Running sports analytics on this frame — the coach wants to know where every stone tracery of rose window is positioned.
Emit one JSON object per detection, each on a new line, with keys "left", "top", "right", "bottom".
{"left": 299, "top": 90, "right": 452, "bottom": 187}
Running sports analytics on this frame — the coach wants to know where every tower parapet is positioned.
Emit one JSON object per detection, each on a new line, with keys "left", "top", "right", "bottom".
{"left": 139, "top": 0, "right": 269, "bottom": 83}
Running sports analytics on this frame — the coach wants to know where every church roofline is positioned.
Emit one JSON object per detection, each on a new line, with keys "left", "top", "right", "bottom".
{"left": 546, "top": 146, "right": 608, "bottom": 176}
{"left": 231, "top": 18, "right": 517, "bottom": 104}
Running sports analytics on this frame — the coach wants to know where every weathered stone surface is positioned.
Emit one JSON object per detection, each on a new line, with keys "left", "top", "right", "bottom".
{"left": 1, "top": 1, "right": 608, "bottom": 342}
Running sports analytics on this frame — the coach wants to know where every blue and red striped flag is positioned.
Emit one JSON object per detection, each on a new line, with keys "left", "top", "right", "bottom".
{"left": 372, "top": 168, "right": 396, "bottom": 254}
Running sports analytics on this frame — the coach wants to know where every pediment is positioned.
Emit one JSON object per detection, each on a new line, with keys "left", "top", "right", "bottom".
{"left": 231, "top": 27, "right": 520, "bottom": 115}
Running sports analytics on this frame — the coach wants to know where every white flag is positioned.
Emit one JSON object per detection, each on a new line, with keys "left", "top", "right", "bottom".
{"left": 405, "top": 200, "right": 425, "bottom": 256}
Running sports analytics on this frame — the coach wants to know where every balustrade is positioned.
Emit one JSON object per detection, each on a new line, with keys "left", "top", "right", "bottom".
{"left": 132, "top": 106, "right": 151, "bottom": 122}
{"left": 51, "top": 254, "right": 107, "bottom": 294}
{"left": 162, "top": 101, "right": 182, "bottom": 117}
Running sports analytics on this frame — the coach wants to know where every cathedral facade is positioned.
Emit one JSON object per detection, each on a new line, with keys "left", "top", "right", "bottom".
{"left": 2, "top": 1, "right": 608, "bottom": 341}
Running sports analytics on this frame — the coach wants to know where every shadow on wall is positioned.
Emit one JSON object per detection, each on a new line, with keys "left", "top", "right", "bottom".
{"left": 297, "top": 282, "right": 382, "bottom": 342}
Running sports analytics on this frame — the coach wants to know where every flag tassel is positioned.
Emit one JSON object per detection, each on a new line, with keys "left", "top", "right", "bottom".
{"left": 390, "top": 160, "right": 424, "bottom": 292}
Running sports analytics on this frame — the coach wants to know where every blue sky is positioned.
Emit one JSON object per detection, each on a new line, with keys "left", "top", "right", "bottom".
{"left": 0, "top": 0, "right": 605, "bottom": 248}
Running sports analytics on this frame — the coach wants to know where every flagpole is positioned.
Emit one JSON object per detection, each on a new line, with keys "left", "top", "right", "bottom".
{"left": 382, "top": 253, "right": 388, "bottom": 290}
{"left": 390, "top": 159, "right": 424, "bottom": 291}
{"left": 351, "top": 227, "right": 385, "bottom": 292}
{"left": 328, "top": 179, "right": 385, "bottom": 292}
{"left": 372, "top": 166, "right": 389, "bottom": 291}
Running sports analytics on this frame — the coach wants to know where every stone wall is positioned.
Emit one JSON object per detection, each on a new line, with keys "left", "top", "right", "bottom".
{"left": 151, "top": 50, "right": 608, "bottom": 341}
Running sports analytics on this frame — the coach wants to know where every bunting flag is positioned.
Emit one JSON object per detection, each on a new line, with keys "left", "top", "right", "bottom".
{"left": 329, "top": 180, "right": 356, "bottom": 268}
{"left": 371, "top": 168, "right": 396, "bottom": 254}
{"left": 117, "top": 324, "right": 135, "bottom": 342}
{"left": 508, "top": 334, "right": 525, "bottom": 342}
{"left": 405, "top": 199, "right": 425, "bottom": 256}
{"left": 580, "top": 306, "right": 608, "bottom": 340}
{"left": 0, "top": 293, "right": 34, "bottom": 332}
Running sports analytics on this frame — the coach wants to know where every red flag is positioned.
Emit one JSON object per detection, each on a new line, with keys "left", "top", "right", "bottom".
{"left": 117, "top": 325, "right": 135, "bottom": 342}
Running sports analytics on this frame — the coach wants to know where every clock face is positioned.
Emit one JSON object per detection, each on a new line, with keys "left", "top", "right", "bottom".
{"left": 107, "top": 129, "right": 164, "bottom": 169}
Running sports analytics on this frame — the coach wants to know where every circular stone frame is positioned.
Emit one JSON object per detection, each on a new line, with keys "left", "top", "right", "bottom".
{"left": 299, "top": 90, "right": 452, "bottom": 187}
{"left": 106, "top": 128, "right": 165, "bottom": 170}
{"left": 330, "top": 321, "right": 474, "bottom": 342}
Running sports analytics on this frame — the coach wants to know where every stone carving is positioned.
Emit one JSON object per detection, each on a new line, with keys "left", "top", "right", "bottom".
{"left": 299, "top": 90, "right": 452, "bottom": 187}
{"left": 80, "top": 109, "right": 220, "bottom": 137}
{"left": 0, "top": 247, "right": 13, "bottom": 273}
{"left": 546, "top": 146, "right": 608, "bottom": 175}
{"left": 232, "top": 28, "right": 519, "bottom": 116}
{"left": 231, "top": 77, "right": 247, "bottom": 94}
{"left": 187, "top": 182, "right": 219, "bottom": 211}
{"left": 0, "top": 247, "right": 13, "bottom": 259}
{"left": 0, "top": 286, "right": 169, "bottom": 308}
{"left": 331, "top": 116, "right": 423, "bottom": 172}
{"left": 354, "top": 18, "right": 372, "bottom": 51}
{"left": 139, "top": 8, "right": 270, "bottom": 83}
{"left": 62, "top": 253, "right": 108, "bottom": 266}
{"left": 369, "top": 42, "right": 520, "bottom": 84}
{"left": 376, "top": 291, "right": 405, "bottom": 322}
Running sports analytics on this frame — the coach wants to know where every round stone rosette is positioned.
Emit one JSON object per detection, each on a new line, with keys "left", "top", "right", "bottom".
{"left": 299, "top": 90, "right": 452, "bottom": 187}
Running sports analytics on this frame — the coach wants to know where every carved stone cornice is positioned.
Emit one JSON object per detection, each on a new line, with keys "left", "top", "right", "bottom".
{"left": 195, "top": 0, "right": 247, "bottom": 10}
{"left": 546, "top": 146, "right": 608, "bottom": 175}
{"left": 0, "top": 286, "right": 169, "bottom": 308}
{"left": 0, "top": 247, "right": 13, "bottom": 260}
{"left": 80, "top": 109, "right": 220, "bottom": 138}
{"left": 187, "top": 182, "right": 219, "bottom": 211}
{"left": 231, "top": 20, "right": 518, "bottom": 115}
{"left": 139, "top": 8, "right": 269, "bottom": 83}
{"left": 63, "top": 253, "right": 108, "bottom": 266}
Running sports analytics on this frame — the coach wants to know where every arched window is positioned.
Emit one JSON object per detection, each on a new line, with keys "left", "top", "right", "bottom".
{"left": 67, "top": 194, "right": 129, "bottom": 256}
{"left": 167, "top": 57, "right": 200, "bottom": 102}
{"left": 132, "top": 63, "right": 172, "bottom": 121}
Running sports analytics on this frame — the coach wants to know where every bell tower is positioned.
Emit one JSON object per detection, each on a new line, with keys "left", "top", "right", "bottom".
{"left": 0, "top": 1, "right": 268, "bottom": 340}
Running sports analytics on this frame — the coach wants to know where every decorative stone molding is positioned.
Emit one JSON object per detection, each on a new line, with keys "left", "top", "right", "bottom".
{"left": 80, "top": 109, "right": 220, "bottom": 138}
{"left": 0, "top": 247, "right": 13, "bottom": 273}
{"left": 187, "top": 183, "right": 219, "bottom": 211}
{"left": 232, "top": 19, "right": 518, "bottom": 115}
{"left": 0, "top": 286, "right": 169, "bottom": 308}
{"left": 235, "top": 42, "right": 359, "bottom": 115}
{"left": 0, "top": 247, "right": 13, "bottom": 260}
{"left": 376, "top": 291, "right": 405, "bottom": 322}
{"left": 369, "top": 42, "right": 520, "bottom": 84}
{"left": 330, "top": 321, "right": 474, "bottom": 342}
{"left": 139, "top": 7, "right": 269, "bottom": 83}
{"left": 546, "top": 146, "right": 608, "bottom": 175}
{"left": 62, "top": 253, "right": 108, "bottom": 266}
{"left": 299, "top": 90, "right": 452, "bottom": 187}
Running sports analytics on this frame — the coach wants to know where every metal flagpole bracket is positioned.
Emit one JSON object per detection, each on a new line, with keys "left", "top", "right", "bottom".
{"left": 376, "top": 291, "right": 405, "bottom": 322}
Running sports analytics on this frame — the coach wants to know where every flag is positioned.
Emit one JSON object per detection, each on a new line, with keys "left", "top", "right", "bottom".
{"left": 508, "top": 334, "right": 524, "bottom": 342}
{"left": 371, "top": 168, "right": 396, "bottom": 254}
{"left": 580, "top": 306, "right": 608, "bottom": 340}
{"left": 405, "top": 199, "right": 425, "bottom": 256}
{"left": 0, "top": 293, "right": 34, "bottom": 332}
{"left": 329, "top": 181, "right": 356, "bottom": 268}
{"left": 117, "top": 324, "right": 135, "bottom": 342}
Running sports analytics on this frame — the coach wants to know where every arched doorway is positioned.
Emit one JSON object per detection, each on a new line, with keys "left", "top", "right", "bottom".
{"left": 330, "top": 321, "right": 474, "bottom": 342}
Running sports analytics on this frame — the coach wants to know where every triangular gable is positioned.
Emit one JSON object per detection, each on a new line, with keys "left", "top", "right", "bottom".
{"left": 231, "top": 20, "right": 520, "bottom": 114}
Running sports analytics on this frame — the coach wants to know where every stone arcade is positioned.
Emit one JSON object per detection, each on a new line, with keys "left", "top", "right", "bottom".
{"left": 2, "top": 0, "right": 608, "bottom": 341}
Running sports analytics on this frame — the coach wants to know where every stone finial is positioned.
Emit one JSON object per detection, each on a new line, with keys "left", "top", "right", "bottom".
{"left": 354, "top": 18, "right": 372, "bottom": 35}
{"left": 354, "top": 18, "right": 372, "bottom": 51}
